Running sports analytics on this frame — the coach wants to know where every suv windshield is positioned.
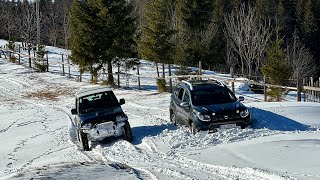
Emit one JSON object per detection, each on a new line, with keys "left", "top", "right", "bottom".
{"left": 191, "top": 87, "right": 236, "bottom": 106}
{"left": 79, "top": 91, "right": 119, "bottom": 114}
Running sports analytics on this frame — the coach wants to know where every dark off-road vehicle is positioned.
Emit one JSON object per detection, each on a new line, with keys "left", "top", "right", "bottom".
{"left": 169, "top": 79, "right": 251, "bottom": 134}
{"left": 71, "top": 87, "right": 132, "bottom": 151}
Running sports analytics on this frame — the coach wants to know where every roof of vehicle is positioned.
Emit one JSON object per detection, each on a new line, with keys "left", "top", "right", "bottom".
{"left": 76, "top": 86, "right": 112, "bottom": 98}
{"left": 180, "top": 79, "right": 226, "bottom": 90}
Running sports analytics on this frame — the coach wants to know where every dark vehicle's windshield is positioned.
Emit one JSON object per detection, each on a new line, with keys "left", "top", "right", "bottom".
{"left": 79, "top": 91, "right": 119, "bottom": 114}
{"left": 191, "top": 87, "right": 236, "bottom": 106}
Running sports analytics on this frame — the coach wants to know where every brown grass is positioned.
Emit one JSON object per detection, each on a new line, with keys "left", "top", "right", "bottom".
{"left": 25, "top": 85, "right": 75, "bottom": 101}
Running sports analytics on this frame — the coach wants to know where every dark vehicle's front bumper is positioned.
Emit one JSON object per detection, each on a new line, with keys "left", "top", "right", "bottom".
{"left": 194, "top": 115, "right": 251, "bottom": 131}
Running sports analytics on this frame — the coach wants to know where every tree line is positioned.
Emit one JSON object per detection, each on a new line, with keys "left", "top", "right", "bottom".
{"left": 1, "top": 0, "right": 320, "bottom": 88}
{"left": 0, "top": 0, "right": 72, "bottom": 49}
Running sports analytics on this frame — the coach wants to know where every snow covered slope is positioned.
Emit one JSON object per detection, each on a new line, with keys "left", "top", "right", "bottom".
{"left": 1, "top": 40, "right": 320, "bottom": 179}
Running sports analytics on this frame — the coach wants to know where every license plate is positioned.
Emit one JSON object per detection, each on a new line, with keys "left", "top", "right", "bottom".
{"left": 220, "top": 124, "right": 236, "bottom": 129}
{"left": 96, "top": 122, "right": 114, "bottom": 129}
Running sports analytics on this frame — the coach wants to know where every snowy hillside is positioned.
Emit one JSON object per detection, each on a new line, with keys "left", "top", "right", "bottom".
{"left": 1, "top": 40, "right": 320, "bottom": 180}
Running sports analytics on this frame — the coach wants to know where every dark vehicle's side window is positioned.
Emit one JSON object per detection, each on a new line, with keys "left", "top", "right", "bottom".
{"left": 178, "top": 88, "right": 184, "bottom": 100}
{"left": 182, "top": 91, "right": 190, "bottom": 103}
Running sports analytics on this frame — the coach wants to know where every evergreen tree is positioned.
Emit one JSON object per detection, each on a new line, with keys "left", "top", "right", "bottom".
{"left": 70, "top": 0, "right": 136, "bottom": 85}
{"left": 138, "top": 0, "right": 175, "bottom": 78}
{"left": 261, "top": 37, "right": 292, "bottom": 101}
{"left": 176, "top": 0, "right": 217, "bottom": 68}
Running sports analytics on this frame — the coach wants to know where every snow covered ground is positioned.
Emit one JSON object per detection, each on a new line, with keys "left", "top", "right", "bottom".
{"left": 1, "top": 40, "right": 320, "bottom": 180}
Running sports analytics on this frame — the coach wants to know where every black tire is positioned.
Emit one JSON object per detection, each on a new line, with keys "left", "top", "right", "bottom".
{"left": 123, "top": 121, "right": 133, "bottom": 142}
{"left": 78, "top": 129, "right": 89, "bottom": 151}
{"left": 170, "top": 111, "right": 177, "bottom": 126}
{"left": 189, "top": 122, "right": 197, "bottom": 135}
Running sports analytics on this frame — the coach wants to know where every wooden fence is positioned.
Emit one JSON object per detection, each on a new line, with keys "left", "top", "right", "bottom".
{"left": 1, "top": 44, "right": 320, "bottom": 103}
{"left": 0, "top": 44, "right": 73, "bottom": 77}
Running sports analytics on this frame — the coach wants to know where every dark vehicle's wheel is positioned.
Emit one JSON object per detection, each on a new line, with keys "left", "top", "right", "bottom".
{"left": 78, "top": 129, "right": 89, "bottom": 151}
{"left": 123, "top": 121, "right": 133, "bottom": 142}
{"left": 189, "top": 122, "right": 197, "bottom": 135}
{"left": 170, "top": 111, "right": 177, "bottom": 126}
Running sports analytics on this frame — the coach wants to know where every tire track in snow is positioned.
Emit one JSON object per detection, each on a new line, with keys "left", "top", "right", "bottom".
{"left": 127, "top": 102, "right": 167, "bottom": 112}
{"left": 53, "top": 104, "right": 154, "bottom": 180}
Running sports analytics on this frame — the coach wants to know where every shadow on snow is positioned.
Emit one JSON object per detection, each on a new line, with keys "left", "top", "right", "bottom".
{"left": 250, "top": 107, "right": 310, "bottom": 131}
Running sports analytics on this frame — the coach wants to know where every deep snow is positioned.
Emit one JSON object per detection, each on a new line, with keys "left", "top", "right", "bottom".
{"left": 1, "top": 39, "right": 320, "bottom": 180}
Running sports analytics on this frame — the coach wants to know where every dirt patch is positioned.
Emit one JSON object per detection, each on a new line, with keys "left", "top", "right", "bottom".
{"left": 25, "top": 85, "right": 75, "bottom": 101}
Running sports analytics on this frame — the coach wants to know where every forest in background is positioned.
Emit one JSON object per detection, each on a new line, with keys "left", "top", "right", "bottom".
{"left": 0, "top": 0, "right": 320, "bottom": 84}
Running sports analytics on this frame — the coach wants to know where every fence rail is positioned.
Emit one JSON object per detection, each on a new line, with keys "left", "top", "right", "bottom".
{"left": 1, "top": 44, "right": 320, "bottom": 103}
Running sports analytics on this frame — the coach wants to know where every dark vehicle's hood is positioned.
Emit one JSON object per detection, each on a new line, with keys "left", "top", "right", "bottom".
{"left": 194, "top": 101, "right": 247, "bottom": 114}
{"left": 79, "top": 106, "right": 125, "bottom": 125}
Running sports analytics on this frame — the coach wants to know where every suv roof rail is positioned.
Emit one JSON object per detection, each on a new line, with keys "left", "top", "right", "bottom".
{"left": 208, "top": 78, "right": 225, "bottom": 87}
{"left": 182, "top": 80, "right": 193, "bottom": 90}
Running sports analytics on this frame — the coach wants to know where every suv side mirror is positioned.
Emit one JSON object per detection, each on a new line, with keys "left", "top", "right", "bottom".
{"left": 119, "top": 98, "right": 125, "bottom": 105}
{"left": 239, "top": 96, "right": 245, "bottom": 101}
{"left": 71, "top": 108, "right": 78, "bottom": 115}
{"left": 180, "top": 102, "right": 190, "bottom": 107}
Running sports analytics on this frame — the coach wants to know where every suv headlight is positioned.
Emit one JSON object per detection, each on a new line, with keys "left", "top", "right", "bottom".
{"left": 81, "top": 123, "right": 92, "bottom": 130}
{"left": 196, "top": 112, "right": 211, "bottom": 122}
{"left": 116, "top": 114, "right": 128, "bottom": 122}
{"left": 240, "top": 109, "right": 250, "bottom": 118}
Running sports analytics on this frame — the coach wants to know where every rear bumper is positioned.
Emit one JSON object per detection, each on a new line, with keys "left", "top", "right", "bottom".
{"left": 82, "top": 122, "right": 125, "bottom": 141}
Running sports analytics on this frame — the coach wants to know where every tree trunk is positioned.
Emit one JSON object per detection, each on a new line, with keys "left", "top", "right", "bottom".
{"left": 162, "top": 63, "right": 165, "bottom": 78}
{"left": 168, "top": 64, "right": 172, "bottom": 93}
{"left": 297, "top": 72, "right": 301, "bottom": 102}
{"left": 107, "top": 60, "right": 115, "bottom": 86}
{"left": 156, "top": 62, "right": 159, "bottom": 77}
{"left": 248, "top": 64, "right": 252, "bottom": 80}
{"left": 230, "top": 66, "right": 235, "bottom": 94}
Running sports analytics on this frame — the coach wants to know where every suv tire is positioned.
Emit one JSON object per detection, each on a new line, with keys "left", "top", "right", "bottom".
{"left": 190, "top": 122, "right": 197, "bottom": 135}
{"left": 170, "top": 111, "right": 177, "bottom": 126}
{"left": 78, "top": 129, "right": 89, "bottom": 151}
{"left": 123, "top": 121, "right": 133, "bottom": 142}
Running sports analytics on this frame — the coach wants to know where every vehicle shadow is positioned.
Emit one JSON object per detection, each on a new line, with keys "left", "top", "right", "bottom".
{"left": 250, "top": 107, "right": 311, "bottom": 131}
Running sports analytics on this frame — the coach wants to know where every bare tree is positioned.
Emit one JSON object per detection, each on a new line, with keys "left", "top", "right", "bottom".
{"left": 287, "top": 32, "right": 317, "bottom": 79}
{"left": 224, "top": 4, "right": 271, "bottom": 79}
{"left": 20, "top": 1, "right": 37, "bottom": 44}
{"left": 47, "top": 3, "right": 60, "bottom": 47}
{"left": 199, "top": 18, "right": 218, "bottom": 48}
{"left": 60, "top": 0, "right": 72, "bottom": 49}
{"left": 3, "top": 2, "right": 18, "bottom": 40}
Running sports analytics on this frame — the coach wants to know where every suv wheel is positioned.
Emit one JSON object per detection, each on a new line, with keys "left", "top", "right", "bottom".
{"left": 189, "top": 122, "right": 197, "bottom": 135}
{"left": 122, "top": 121, "right": 133, "bottom": 142}
{"left": 170, "top": 111, "right": 177, "bottom": 126}
{"left": 78, "top": 129, "right": 89, "bottom": 151}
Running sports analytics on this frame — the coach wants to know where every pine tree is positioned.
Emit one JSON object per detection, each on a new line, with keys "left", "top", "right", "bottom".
{"left": 261, "top": 37, "right": 292, "bottom": 101}
{"left": 138, "top": 0, "right": 175, "bottom": 78}
{"left": 70, "top": 0, "right": 136, "bottom": 85}
{"left": 176, "top": 0, "right": 216, "bottom": 68}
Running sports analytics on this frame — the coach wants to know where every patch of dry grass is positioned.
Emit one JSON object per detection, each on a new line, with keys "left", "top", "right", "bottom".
{"left": 25, "top": 85, "right": 75, "bottom": 101}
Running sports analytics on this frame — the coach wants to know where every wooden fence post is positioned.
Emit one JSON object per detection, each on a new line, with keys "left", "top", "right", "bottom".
{"left": 311, "top": 77, "right": 314, "bottom": 102}
{"left": 117, "top": 62, "right": 120, "bottom": 87}
{"left": 303, "top": 78, "right": 306, "bottom": 102}
{"left": 137, "top": 65, "right": 140, "bottom": 90}
{"left": 18, "top": 44, "right": 21, "bottom": 64}
{"left": 62, "top": 54, "right": 65, "bottom": 76}
{"left": 67, "top": 55, "right": 71, "bottom": 77}
{"left": 46, "top": 52, "right": 49, "bottom": 72}
{"left": 231, "top": 67, "right": 235, "bottom": 94}
{"left": 264, "top": 75, "right": 267, "bottom": 102}
{"left": 28, "top": 44, "right": 31, "bottom": 68}
{"left": 297, "top": 72, "right": 301, "bottom": 102}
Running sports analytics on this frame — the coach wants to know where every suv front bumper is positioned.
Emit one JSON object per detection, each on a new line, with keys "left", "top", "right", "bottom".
{"left": 195, "top": 116, "right": 251, "bottom": 131}
{"left": 82, "top": 121, "right": 125, "bottom": 141}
